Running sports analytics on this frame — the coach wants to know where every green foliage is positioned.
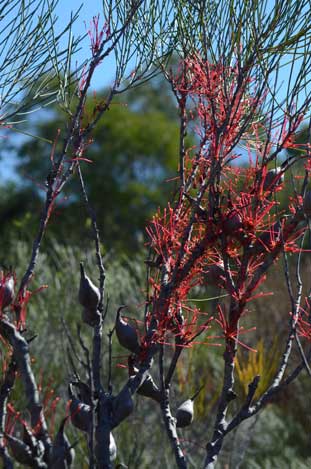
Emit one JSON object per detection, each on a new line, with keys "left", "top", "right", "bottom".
{"left": 0, "top": 0, "right": 81, "bottom": 124}
{"left": 240, "top": 407, "right": 311, "bottom": 469}
{"left": 1, "top": 238, "right": 178, "bottom": 466}
{"left": 1, "top": 238, "right": 310, "bottom": 468}
{"left": 0, "top": 78, "right": 183, "bottom": 252}
{"left": 235, "top": 339, "right": 281, "bottom": 400}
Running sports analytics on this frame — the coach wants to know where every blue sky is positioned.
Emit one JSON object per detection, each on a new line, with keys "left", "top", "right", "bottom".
{"left": 0, "top": 1, "right": 308, "bottom": 182}
{"left": 0, "top": 0, "right": 113, "bottom": 182}
{"left": 55, "top": 0, "right": 115, "bottom": 90}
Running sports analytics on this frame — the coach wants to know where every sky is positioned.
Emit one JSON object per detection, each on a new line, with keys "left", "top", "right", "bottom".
{"left": 55, "top": 0, "right": 115, "bottom": 90}
{"left": 0, "top": 1, "right": 309, "bottom": 182}
{"left": 0, "top": 0, "right": 114, "bottom": 182}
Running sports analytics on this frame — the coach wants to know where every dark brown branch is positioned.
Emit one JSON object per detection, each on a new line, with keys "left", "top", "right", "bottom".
{"left": 0, "top": 320, "right": 51, "bottom": 450}
{"left": 0, "top": 358, "right": 16, "bottom": 469}
{"left": 159, "top": 346, "right": 187, "bottom": 469}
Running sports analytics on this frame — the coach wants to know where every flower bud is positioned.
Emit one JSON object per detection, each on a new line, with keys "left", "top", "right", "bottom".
{"left": 303, "top": 190, "right": 311, "bottom": 218}
{"left": 115, "top": 307, "right": 140, "bottom": 353}
{"left": 176, "top": 398, "right": 194, "bottom": 428}
{"left": 78, "top": 263, "right": 100, "bottom": 310}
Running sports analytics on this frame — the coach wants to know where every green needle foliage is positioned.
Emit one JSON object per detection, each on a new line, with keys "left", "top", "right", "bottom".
{"left": 0, "top": 0, "right": 81, "bottom": 125}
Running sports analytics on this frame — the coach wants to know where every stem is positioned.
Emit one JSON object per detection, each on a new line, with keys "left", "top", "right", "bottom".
{"left": 159, "top": 347, "right": 187, "bottom": 469}
{"left": 0, "top": 358, "right": 15, "bottom": 469}
{"left": 205, "top": 297, "right": 240, "bottom": 467}
{"left": 77, "top": 165, "right": 106, "bottom": 308}
{"left": 0, "top": 320, "right": 51, "bottom": 450}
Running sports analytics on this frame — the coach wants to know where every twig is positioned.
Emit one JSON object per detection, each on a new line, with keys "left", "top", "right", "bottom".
{"left": 61, "top": 318, "right": 88, "bottom": 370}
{"left": 107, "top": 327, "right": 115, "bottom": 394}
{"left": 159, "top": 346, "right": 187, "bottom": 469}
{"left": 77, "top": 325, "right": 95, "bottom": 469}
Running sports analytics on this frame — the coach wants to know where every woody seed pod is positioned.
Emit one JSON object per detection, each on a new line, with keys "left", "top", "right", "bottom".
{"left": 303, "top": 190, "right": 311, "bottom": 218}
{"left": 223, "top": 211, "right": 243, "bottom": 235}
{"left": 51, "top": 417, "right": 75, "bottom": 468}
{"left": 6, "top": 434, "right": 34, "bottom": 466}
{"left": 22, "top": 423, "right": 45, "bottom": 461}
{"left": 0, "top": 274, "right": 14, "bottom": 309}
{"left": 78, "top": 263, "right": 100, "bottom": 310}
{"left": 109, "top": 433, "right": 117, "bottom": 461}
{"left": 82, "top": 307, "right": 101, "bottom": 327}
{"left": 115, "top": 306, "right": 140, "bottom": 353}
{"left": 68, "top": 384, "right": 91, "bottom": 433}
{"left": 111, "top": 384, "right": 134, "bottom": 428}
{"left": 71, "top": 381, "right": 92, "bottom": 405}
{"left": 176, "top": 386, "right": 203, "bottom": 428}
{"left": 137, "top": 373, "right": 161, "bottom": 402}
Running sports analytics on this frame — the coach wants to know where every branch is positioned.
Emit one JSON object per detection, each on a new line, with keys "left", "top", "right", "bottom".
{"left": 0, "top": 320, "right": 51, "bottom": 450}
{"left": 159, "top": 346, "right": 187, "bottom": 469}
{"left": 0, "top": 357, "right": 16, "bottom": 469}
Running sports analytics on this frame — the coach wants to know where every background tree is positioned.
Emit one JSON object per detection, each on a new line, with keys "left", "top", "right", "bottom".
{"left": 0, "top": 78, "right": 182, "bottom": 251}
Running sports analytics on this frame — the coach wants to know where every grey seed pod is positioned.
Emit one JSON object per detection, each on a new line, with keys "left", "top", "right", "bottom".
{"left": 68, "top": 384, "right": 91, "bottom": 433}
{"left": 0, "top": 274, "right": 14, "bottom": 308}
{"left": 51, "top": 417, "right": 75, "bottom": 468}
{"left": 263, "top": 167, "right": 284, "bottom": 191}
{"left": 109, "top": 433, "right": 117, "bottom": 461}
{"left": 78, "top": 263, "right": 100, "bottom": 310}
{"left": 22, "top": 423, "right": 45, "bottom": 461}
{"left": 82, "top": 307, "right": 101, "bottom": 327}
{"left": 303, "top": 190, "right": 311, "bottom": 218}
{"left": 111, "top": 384, "right": 134, "bottom": 428}
{"left": 176, "top": 386, "right": 203, "bottom": 428}
{"left": 223, "top": 211, "right": 243, "bottom": 235}
{"left": 176, "top": 399, "right": 194, "bottom": 427}
{"left": 71, "top": 381, "right": 92, "bottom": 405}
{"left": 115, "top": 307, "right": 140, "bottom": 353}
{"left": 137, "top": 373, "right": 161, "bottom": 403}
{"left": 6, "top": 434, "right": 34, "bottom": 466}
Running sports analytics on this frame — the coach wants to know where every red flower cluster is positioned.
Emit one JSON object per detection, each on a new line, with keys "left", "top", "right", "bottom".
{"left": 143, "top": 56, "right": 307, "bottom": 349}
{"left": 296, "top": 298, "right": 311, "bottom": 341}
{"left": 86, "top": 14, "right": 109, "bottom": 57}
